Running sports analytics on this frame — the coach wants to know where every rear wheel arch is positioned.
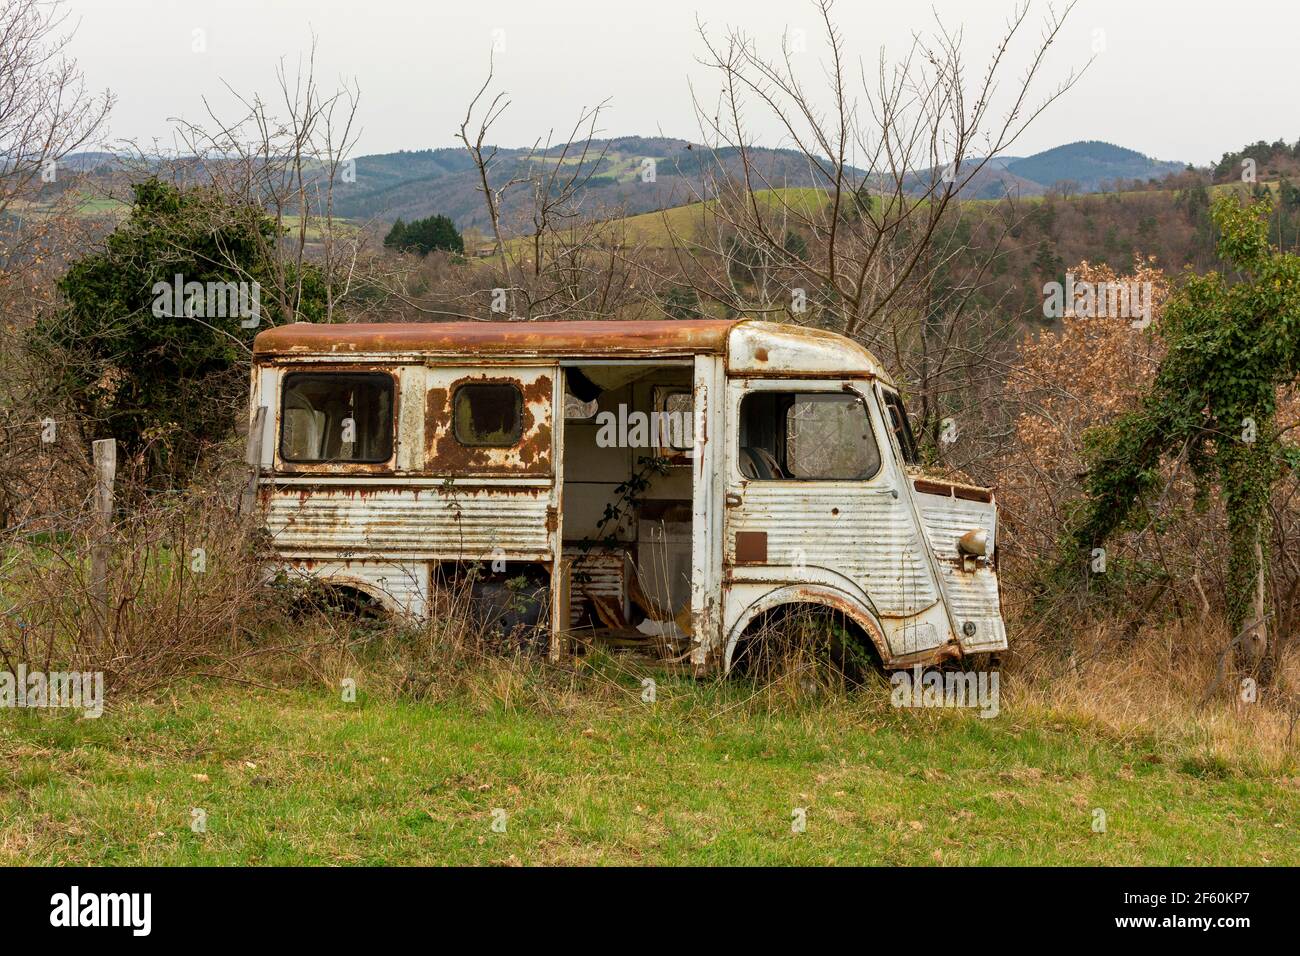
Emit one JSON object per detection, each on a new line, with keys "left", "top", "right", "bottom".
{"left": 285, "top": 572, "right": 394, "bottom": 616}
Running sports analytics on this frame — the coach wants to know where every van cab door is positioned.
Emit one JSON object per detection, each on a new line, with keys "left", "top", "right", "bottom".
{"left": 721, "top": 378, "right": 954, "bottom": 663}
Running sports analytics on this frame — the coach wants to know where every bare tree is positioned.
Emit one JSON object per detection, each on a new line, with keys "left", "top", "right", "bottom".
{"left": 0, "top": 0, "right": 112, "bottom": 262}
{"left": 457, "top": 55, "right": 526, "bottom": 282}
{"left": 164, "top": 40, "right": 366, "bottom": 326}
{"left": 525, "top": 99, "right": 612, "bottom": 278}
{"left": 453, "top": 57, "right": 654, "bottom": 323}
{"left": 0, "top": 0, "right": 112, "bottom": 529}
{"left": 651, "top": 0, "right": 1086, "bottom": 464}
{"left": 683, "top": 0, "right": 1083, "bottom": 325}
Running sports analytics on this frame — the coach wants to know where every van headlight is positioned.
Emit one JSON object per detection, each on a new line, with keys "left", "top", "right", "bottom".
{"left": 957, "top": 528, "right": 988, "bottom": 557}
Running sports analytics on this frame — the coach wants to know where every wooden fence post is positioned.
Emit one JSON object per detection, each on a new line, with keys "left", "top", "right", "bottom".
{"left": 241, "top": 406, "right": 268, "bottom": 516}
{"left": 90, "top": 438, "right": 116, "bottom": 644}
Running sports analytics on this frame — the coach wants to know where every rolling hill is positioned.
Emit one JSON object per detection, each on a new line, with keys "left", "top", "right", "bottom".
{"left": 1003, "top": 141, "right": 1184, "bottom": 192}
{"left": 329, "top": 138, "right": 1186, "bottom": 231}
{"left": 49, "top": 138, "right": 1188, "bottom": 237}
{"left": 328, "top": 137, "right": 855, "bottom": 235}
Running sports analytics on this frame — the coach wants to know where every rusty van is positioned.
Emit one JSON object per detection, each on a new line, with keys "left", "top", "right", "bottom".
{"left": 248, "top": 319, "right": 1006, "bottom": 674}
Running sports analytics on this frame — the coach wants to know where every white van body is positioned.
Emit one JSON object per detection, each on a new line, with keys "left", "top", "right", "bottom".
{"left": 249, "top": 319, "right": 1006, "bottom": 672}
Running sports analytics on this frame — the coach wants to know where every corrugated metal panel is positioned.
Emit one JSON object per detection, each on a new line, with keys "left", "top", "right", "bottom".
{"left": 563, "top": 547, "right": 625, "bottom": 626}
{"left": 919, "top": 502, "right": 996, "bottom": 559}
{"left": 264, "top": 486, "right": 551, "bottom": 559}
{"left": 727, "top": 484, "right": 938, "bottom": 614}
{"left": 918, "top": 503, "right": 1006, "bottom": 650}
{"left": 281, "top": 560, "right": 429, "bottom": 617}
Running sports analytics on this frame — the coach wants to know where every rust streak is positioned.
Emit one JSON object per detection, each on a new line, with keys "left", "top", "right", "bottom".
{"left": 426, "top": 373, "right": 552, "bottom": 476}
{"left": 913, "top": 477, "right": 994, "bottom": 502}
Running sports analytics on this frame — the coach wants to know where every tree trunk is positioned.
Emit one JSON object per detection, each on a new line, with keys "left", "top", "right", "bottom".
{"left": 1244, "top": 532, "right": 1268, "bottom": 661}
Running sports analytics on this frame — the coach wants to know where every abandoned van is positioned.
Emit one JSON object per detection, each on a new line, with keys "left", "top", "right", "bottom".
{"left": 248, "top": 319, "right": 1006, "bottom": 674}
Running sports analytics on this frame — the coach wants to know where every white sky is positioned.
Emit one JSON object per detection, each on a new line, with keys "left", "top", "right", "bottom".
{"left": 60, "top": 0, "right": 1299, "bottom": 165}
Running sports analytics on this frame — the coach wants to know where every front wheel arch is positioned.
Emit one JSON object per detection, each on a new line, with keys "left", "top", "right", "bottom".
{"left": 723, "top": 586, "right": 889, "bottom": 675}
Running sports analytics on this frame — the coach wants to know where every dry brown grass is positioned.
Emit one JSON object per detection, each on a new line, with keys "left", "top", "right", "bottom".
{"left": 1008, "top": 614, "right": 1300, "bottom": 772}
{"left": 0, "top": 482, "right": 283, "bottom": 694}
{"left": 212, "top": 574, "right": 1300, "bottom": 775}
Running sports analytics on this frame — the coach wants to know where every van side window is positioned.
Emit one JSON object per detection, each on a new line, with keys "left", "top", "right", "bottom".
{"left": 738, "top": 392, "right": 881, "bottom": 480}
{"left": 882, "top": 391, "right": 920, "bottom": 465}
{"left": 280, "top": 372, "right": 393, "bottom": 463}
{"left": 454, "top": 383, "right": 523, "bottom": 446}
{"left": 653, "top": 387, "right": 694, "bottom": 454}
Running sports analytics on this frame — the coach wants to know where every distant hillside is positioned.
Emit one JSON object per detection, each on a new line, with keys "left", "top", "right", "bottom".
{"left": 54, "top": 137, "right": 1190, "bottom": 235}
{"left": 904, "top": 156, "right": 1045, "bottom": 200}
{"left": 1211, "top": 137, "right": 1300, "bottom": 184}
{"left": 329, "top": 137, "right": 856, "bottom": 234}
{"left": 328, "top": 138, "right": 1187, "bottom": 230}
{"left": 1004, "top": 141, "right": 1184, "bottom": 192}
{"left": 586, "top": 178, "right": 1280, "bottom": 328}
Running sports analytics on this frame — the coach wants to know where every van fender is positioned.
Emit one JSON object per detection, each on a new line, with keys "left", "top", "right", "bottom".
{"left": 722, "top": 584, "right": 890, "bottom": 672}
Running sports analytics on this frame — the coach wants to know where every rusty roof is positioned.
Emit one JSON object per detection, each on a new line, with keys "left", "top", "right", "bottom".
{"left": 252, "top": 318, "right": 892, "bottom": 383}
{"left": 252, "top": 319, "right": 741, "bottom": 358}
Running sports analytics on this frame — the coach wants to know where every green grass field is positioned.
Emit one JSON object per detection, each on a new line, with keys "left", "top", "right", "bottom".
{"left": 610, "top": 186, "right": 831, "bottom": 248}
{"left": 499, "top": 187, "right": 832, "bottom": 255}
{"left": 2, "top": 674, "right": 1294, "bottom": 865}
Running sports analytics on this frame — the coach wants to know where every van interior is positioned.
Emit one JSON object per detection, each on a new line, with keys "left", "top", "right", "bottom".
{"left": 559, "top": 361, "right": 694, "bottom": 657}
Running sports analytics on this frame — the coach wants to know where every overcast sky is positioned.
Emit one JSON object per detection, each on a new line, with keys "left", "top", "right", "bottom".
{"left": 60, "top": 0, "right": 1298, "bottom": 165}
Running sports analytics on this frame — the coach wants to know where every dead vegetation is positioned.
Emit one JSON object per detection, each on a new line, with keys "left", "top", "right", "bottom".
{"left": 0, "top": 440, "right": 1295, "bottom": 776}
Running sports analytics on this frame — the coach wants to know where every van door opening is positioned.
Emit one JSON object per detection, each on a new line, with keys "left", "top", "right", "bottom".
{"left": 557, "top": 361, "right": 696, "bottom": 660}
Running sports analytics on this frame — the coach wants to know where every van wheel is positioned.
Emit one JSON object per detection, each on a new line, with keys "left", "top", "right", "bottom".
{"left": 730, "top": 605, "right": 881, "bottom": 688}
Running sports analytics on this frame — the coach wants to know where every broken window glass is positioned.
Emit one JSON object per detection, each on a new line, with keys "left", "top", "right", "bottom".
{"left": 882, "top": 390, "right": 920, "bottom": 466}
{"left": 564, "top": 393, "right": 599, "bottom": 420}
{"left": 738, "top": 391, "right": 880, "bottom": 480}
{"left": 280, "top": 372, "right": 394, "bottom": 463}
{"left": 650, "top": 387, "right": 694, "bottom": 456}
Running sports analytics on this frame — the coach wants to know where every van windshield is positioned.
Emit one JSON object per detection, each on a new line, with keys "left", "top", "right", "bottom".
{"left": 881, "top": 390, "right": 920, "bottom": 466}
